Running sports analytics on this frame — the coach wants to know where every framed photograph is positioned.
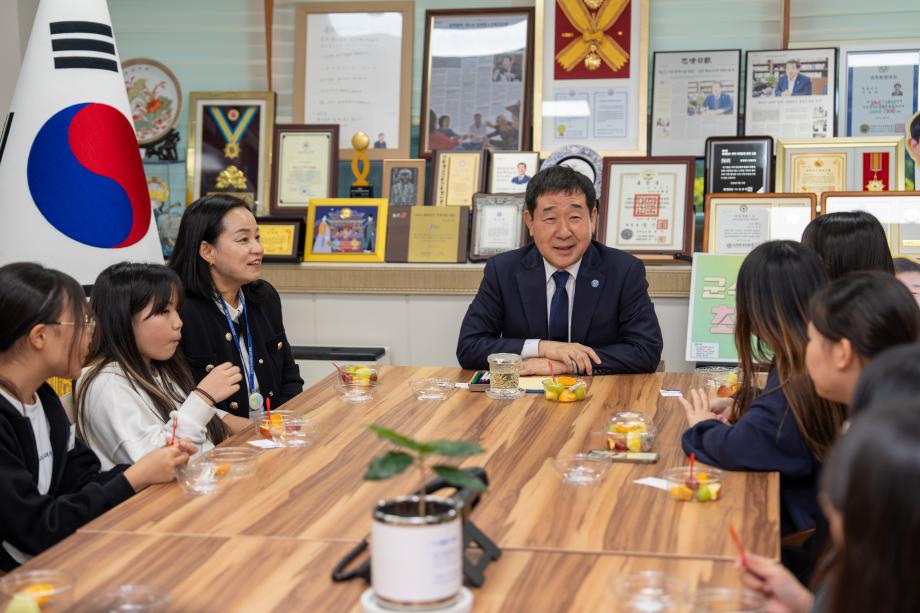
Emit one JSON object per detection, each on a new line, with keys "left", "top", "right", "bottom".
{"left": 420, "top": 8, "right": 534, "bottom": 156}
{"left": 489, "top": 151, "right": 540, "bottom": 193}
{"left": 533, "top": 0, "right": 649, "bottom": 156}
{"left": 304, "top": 198, "right": 388, "bottom": 263}
{"left": 745, "top": 48, "right": 837, "bottom": 143}
{"left": 651, "top": 49, "right": 741, "bottom": 156}
{"left": 704, "top": 193, "right": 816, "bottom": 254}
{"left": 541, "top": 145, "right": 604, "bottom": 202}
{"left": 686, "top": 253, "right": 746, "bottom": 363}
{"left": 839, "top": 43, "right": 920, "bottom": 137}
{"left": 269, "top": 124, "right": 338, "bottom": 217}
{"left": 775, "top": 136, "right": 906, "bottom": 199}
{"left": 186, "top": 91, "right": 275, "bottom": 215}
{"left": 382, "top": 159, "right": 426, "bottom": 207}
{"left": 470, "top": 193, "right": 528, "bottom": 261}
{"left": 293, "top": 2, "right": 413, "bottom": 161}
{"left": 705, "top": 136, "right": 773, "bottom": 194}
{"left": 822, "top": 191, "right": 920, "bottom": 258}
{"left": 431, "top": 150, "right": 486, "bottom": 206}
{"left": 256, "top": 216, "right": 305, "bottom": 263}
{"left": 598, "top": 156, "right": 695, "bottom": 259}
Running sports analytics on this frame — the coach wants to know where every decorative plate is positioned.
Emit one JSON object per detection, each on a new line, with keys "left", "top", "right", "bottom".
{"left": 123, "top": 58, "right": 182, "bottom": 145}
{"left": 541, "top": 145, "right": 604, "bottom": 201}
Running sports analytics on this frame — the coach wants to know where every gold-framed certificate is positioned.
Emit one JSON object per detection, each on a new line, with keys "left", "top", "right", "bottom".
{"left": 789, "top": 152, "right": 847, "bottom": 196}
{"left": 256, "top": 217, "right": 305, "bottom": 262}
{"left": 407, "top": 207, "right": 465, "bottom": 263}
{"left": 270, "top": 124, "right": 338, "bottom": 216}
{"left": 431, "top": 150, "right": 486, "bottom": 206}
{"left": 704, "top": 193, "right": 816, "bottom": 254}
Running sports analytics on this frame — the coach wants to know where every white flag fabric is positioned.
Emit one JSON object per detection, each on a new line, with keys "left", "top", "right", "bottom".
{"left": 0, "top": 0, "right": 164, "bottom": 285}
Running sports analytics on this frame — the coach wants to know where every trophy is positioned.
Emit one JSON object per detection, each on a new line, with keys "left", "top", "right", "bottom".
{"left": 349, "top": 131, "right": 374, "bottom": 198}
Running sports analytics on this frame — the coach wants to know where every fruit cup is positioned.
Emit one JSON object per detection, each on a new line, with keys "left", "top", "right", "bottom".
{"left": 606, "top": 412, "right": 656, "bottom": 452}
{"left": 338, "top": 365, "right": 379, "bottom": 386}
{"left": 664, "top": 466, "right": 724, "bottom": 502}
{"left": 258, "top": 410, "right": 293, "bottom": 440}
{"left": 542, "top": 376, "right": 586, "bottom": 402}
{"left": 697, "top": 366, "right": 740, "bottom": 400}
{"left": 0, "top": 570, "right": 75, "bottom": 612}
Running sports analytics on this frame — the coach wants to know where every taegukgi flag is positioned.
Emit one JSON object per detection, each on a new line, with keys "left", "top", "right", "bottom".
{"left": 0, "top": 0, "right": 163, "bottom": 285}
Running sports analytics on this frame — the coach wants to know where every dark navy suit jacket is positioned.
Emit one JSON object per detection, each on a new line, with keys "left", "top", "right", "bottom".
{"left": 456, "top": 241, "right": 663, "bottom": 374}
{"left": 774, "top": 73, "right": 812, "bottom": 96}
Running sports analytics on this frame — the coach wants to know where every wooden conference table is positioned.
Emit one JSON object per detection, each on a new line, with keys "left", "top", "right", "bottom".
{"left": 16, "top": 368, "right": 780, "bottom": 610}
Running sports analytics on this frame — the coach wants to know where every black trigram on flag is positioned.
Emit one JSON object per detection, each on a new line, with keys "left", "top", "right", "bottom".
{"left": 49, "top": 21, "right": 118, "bottom": 72}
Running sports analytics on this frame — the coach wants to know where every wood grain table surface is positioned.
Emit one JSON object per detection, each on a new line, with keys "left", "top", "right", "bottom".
{"left": 82, "top": 367, "right": 779, "bottom": 561}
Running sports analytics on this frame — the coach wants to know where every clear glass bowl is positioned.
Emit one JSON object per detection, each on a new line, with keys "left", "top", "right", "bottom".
{"left": 200, "top": 446, "right": 259, "bottom": 478}
{"left": 176, "top": 461, "right": 223, "bottom": 495}
{"left": 81, "top": 584, "right": 170, "bottom": 612}
{"left": 686, "top": 587, "right": 766, "bottom": 612}
{"left": 408, "top": 378, "right": 456, "bottom": 401}
{"left": 696, "top": 366, "right": 740, "bottom": 400}
{"left": 0, "top": 569, "right": 76, "bottom": 611}
{"left": 259, "top": 414, "right": 316, "bottom": 447}
{"left": 542, "top": 377, "right": 587, "bottom": 402}
{"left": 552, "top": 453, "right": 610, "bottom": 486}
{"left": 334, "top": 379, "right": 377, "bottom": 403}
{"left": 664, "top": 467, "right": 724, "bottom": 503}
{"left": 607, "top": 412, "right": 657, "bottom": 452}
{"left": 336, "top": 365, "right": 379, "bottom": 386}
{"left": 609, "top": 571, "right": 689, "bottom": 613}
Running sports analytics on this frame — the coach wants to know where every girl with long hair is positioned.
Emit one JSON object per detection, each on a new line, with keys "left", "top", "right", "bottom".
{"left": 800, "top": 211, "right": 894, "bottom": 279}
{"left": 680, "top": 241, "right": 847, "bottom": 535}
{"left": 75, "top": 263, "right": 250, "bottom": 469}
{"left": 0, "top": 263, "right": 191, "bottom": 571}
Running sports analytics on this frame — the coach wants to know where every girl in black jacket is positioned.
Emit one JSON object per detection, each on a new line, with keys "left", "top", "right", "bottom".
{"left": 0, "top": 263, "right": 193, "bottom": 572}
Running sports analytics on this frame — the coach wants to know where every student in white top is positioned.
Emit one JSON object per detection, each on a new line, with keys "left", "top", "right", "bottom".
{"left": 76, "top": 263, "right": 250, "bottom": 469}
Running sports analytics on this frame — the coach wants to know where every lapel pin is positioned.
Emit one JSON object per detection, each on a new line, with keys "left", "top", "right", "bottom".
{"left": 591, "top": 279, "right": 600, "bottom": 288}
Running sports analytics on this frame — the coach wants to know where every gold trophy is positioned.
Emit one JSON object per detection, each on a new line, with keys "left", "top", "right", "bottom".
{"left": 349, "top": 131, "right": 374, "bottom": 198}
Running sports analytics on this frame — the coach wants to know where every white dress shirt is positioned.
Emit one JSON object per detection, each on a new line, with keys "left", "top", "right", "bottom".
{"left": 521, "top": 258, "right": 582, "bottom": 358}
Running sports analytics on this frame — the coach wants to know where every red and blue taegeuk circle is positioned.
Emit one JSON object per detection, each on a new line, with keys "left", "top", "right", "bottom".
{"left": 27, "top": 102, "right": 151, "bottom": 248}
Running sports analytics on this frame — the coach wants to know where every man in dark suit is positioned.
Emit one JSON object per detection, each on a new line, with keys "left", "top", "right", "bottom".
{"left": 456, "top": 165, "right": 663, "bottom": 376}
{"left": 774, "top": 60, "right": 812, "bottom": 97}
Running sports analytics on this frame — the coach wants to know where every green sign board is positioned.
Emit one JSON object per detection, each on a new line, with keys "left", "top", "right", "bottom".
{"left": 685, "top": 254, "right": 744, "bottom": 363}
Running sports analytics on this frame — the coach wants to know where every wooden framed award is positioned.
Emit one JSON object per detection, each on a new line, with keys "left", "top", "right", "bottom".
{"left": 704, "top": 136, "right": 773, "bottom": 195}
{"left": 469, "top": 193, "right": 528, "bottom": 261}
{"left": 269, "top": 124, "right": 338, "bottom": 217}
{"left": 822, "top": 191, "right": 920, "bottom": 258}
{"left": 256, "top": 216, "right": 305, "bottom": 263}
{"left": 597, "top": 156, "right": 695, "bottom": 260}
{"left": 384, "top": 206, "right": 470, "bottom": 263}
{"left": 431, "top": 150, "right": 486, "bottom": 206}
{"left": 382, "top": 159, "right": 426, "bottom": 207}
{"left": 703, "top": 193, "right": 816, "bottom": 254}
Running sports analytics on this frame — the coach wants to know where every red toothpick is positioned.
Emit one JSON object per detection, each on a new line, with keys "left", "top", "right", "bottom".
{"left": 728, "top": 524, "right": 749, "bottom": 568}
{"left": 548, "top": 360, "right": 556, "bottom": 383}
{"left": 331, "top": 361, "right": 343, "bottom": 373}
{"left": 168, "top": 415, "right": 178, "bottom": 447}
{"left": 265, "top": 397, "right": 271, "bottom": 420}
{"left": 689, "top": 452, "right": 695, "bottom": 481}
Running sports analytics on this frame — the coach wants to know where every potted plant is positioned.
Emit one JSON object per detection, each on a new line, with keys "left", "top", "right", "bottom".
{"left": 363, "top": 424, "right": 486, "bottom": 611}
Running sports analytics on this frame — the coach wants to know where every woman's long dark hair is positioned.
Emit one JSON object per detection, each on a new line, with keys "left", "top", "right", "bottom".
{"left": 732, "top": 241, "right": 846, "bottom": 461}
{"left": 74, "top": 263, "right": 228, "bottom": 445}
{"left": 809, "top": 271, "right": 920, "bottom": 363}
{"left": 801, "top": 212, "right": 894, "bottom": 279}
{"left": 168, "top": 194, "right": 267, "bottom": 303}
{"left": 850, "top": 344, "right": 920, "bottom": 416}
{"left": 824, "top": 402, "right": 920, "bottom": 613}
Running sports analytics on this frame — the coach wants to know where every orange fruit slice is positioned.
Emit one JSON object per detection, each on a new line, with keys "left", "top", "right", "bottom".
{"left": 558, "top": 389, "right": 577, "bottom": 402}
{"left": 556, "top": 376, "right": 577, "bottom": 387}
{"left": 19, "top": 584, "right": 55, "bottom": 606}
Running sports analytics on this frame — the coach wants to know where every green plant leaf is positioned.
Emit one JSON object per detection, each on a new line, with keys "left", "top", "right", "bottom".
{"left": 365, "top": 451, "right": 413, "bottom": 480}
{"left": 426, "top": 440, "right": 485, "bottom": 457}
{"left": 366, "top": 424, "right": 431, "bottom": 453}
{"left": 432, "top": 465, "right": 488, "bottom": 492}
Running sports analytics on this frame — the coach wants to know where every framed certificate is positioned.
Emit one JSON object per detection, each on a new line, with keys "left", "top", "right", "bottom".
{"left": 598, "top": 157, "right": 695, "bottom": 259}
{"left": 651, "top": 49, "right": 741, "bottom": 157}
{"left": 488, "top": 151, "right": 540, "bottom": 194}
{"left": 269, "top": 124, "right": 338, "bottom": 217}
{"left": 382, "top": 159, "right": 426, "bottom": 207}
{"left": 744, "top": 48, "right": 837, "bottom": 143}
{"left": 839, "top": 43, "right": 920, "bottom": 137}
{"left": 256, "top": 216, "right": 305, "bottom": 263}
{"left": 470, "top": 193, "right": 528, "bottom": 261}
{"left": 420, "top": 8, "right": 534, "bottom": 156}
{"left": 304, "top": 198, "right": 388, "bottom": 263}
{"left": 431, "top": 150, "right": 486, "bottom": 206}
{"left": 533, "top": 0, "right": 649, "bottom": 156}
{"left": 186, "top": 91, "right": 275, "bottom": 215}
{"left": 293, "top": 2, "right": 413, "bottom": 161}
{"left": 822, "top": 191, "right": 920, "bottom": 258}
{"left": 704, "top": 136, "right": 773, "bottom": 194}
{"left": 775, "top": 136, "right": 906, "bottom": 199}
{"left": 385, "top": 206, "right": 470, "bottom": 263}
{"left": 704, "top": 193, "right": 816, "bottom": 254}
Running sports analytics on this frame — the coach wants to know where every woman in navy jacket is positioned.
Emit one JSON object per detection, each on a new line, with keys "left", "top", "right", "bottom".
{"left": 680, "top": 242, "right": 847, "bottom": 535}
{"left": 168, "top": 196, "right": 303, "bottom": 418}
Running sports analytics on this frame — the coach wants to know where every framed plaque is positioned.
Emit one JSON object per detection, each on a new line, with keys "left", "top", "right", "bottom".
{"left": 704, "top": 193, "right": 816, "bottom": 254}
{"left": 186, "top": 91, "right": 275, "bottom": 215}
{"left": 598, "top": 157, "right": 695, "bottom": 259}
{"left": 686, "top": 253, "right": 745, "bottom": 363}
{"left": 705, "top": 136, "right": 773, "bottom": 194}
{"left": 470, "top": 193, "right": 528, "bottom": 261}
{"left": 651, "top": 49, "right": 741, "bottom": 156}
{"left": 123, "top": 58, "right": 182, "bottom": 146}
{"left": 256, "top": 217, "right": 305, "bottom": 263}
{"left": 488, "top": 151, "right": 540, "bottom": 194}
{"left": 293, "top": 2, "right": 413, "bottom": 161}
{"left": 431, "top": 150, "right": 486, "bottom": 206}
{"left": 822, "top": 191, "right": 920, "bottom": 258}
{"left": 304, "top": 198, "right": 388, "bottom": 263}
{"left": 420, "top": 8, "right": 534, "bottom": 156}
{"left": 533, "top": 0, "right": 649, "bottom": 156}
{"left": 839, "top": 43, "right": 920, "bottom": 137}
{"left": 269, "top": 124, "right": 338, "bottom": 217}
{"left": 540, "top": 145, "right": 603, "bottom": 202}
{"left": 382, "top": 159, "right": 426, "bottom": 207}
{"left": 385, "top": 206, "right": 470, "bottom": 263}
{"left": 775, "top": 136, "right": 906, "bottom": 199}
{"left": 745, "top": 48, "right": 837, "bottom": 143}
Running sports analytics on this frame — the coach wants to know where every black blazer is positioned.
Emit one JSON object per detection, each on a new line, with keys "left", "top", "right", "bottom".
{"left": 0, "top": 384, "right": 134, "bottom": 571}
{"left": 178, "top": 282, "right": 304, "bottom": 417}
{"left": 456, "top": 241, "right": 663, "bottom": 374}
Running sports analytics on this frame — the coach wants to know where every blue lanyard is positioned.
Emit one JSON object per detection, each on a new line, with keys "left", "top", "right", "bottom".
{"left": 218, "top": 291, "right": 255, "bottom": 394}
